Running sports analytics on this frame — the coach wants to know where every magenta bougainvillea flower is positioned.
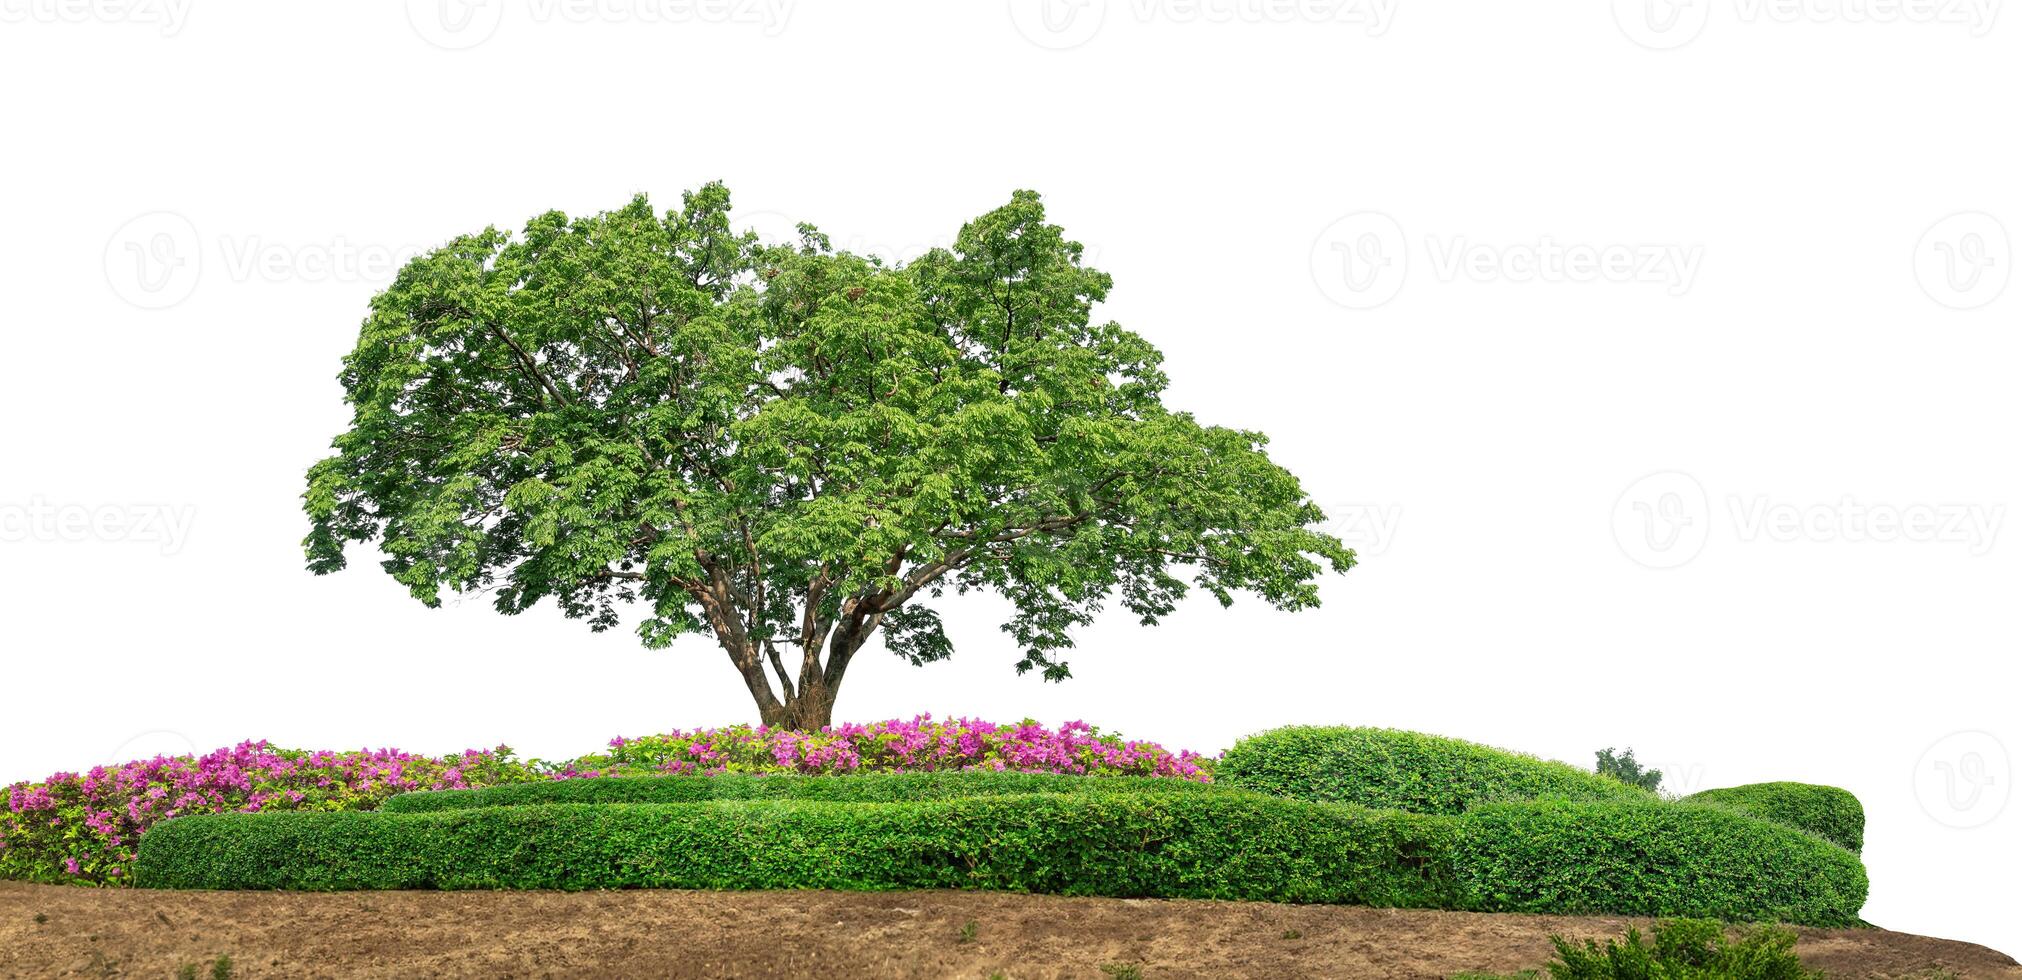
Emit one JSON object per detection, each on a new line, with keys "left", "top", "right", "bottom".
{"left": 1, "top": 717, "right": 1205, "bottom": 886}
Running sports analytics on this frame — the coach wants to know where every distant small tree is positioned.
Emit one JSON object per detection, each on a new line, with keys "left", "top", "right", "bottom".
{"left": 1594, "top": 747, "right": 1664, "bottom": 792}
{"left": 304, "top": 184, "right": 1353, "bottom": 729}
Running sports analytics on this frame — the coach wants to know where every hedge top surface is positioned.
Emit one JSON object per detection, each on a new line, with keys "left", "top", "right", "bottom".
{"left": 138, "top": 793, "right": 1455, "bottom": 909}
{"left": 1684, "top": 781, "right": 1865, "bottom": 853}
{"left": 1218, "top": 726, "right": 1650, "bottom": 814}
{"left": 382, "top": 770, "right": 1232, "bottom": 813}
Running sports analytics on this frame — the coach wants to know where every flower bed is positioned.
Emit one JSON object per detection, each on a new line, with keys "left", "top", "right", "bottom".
{"left": 2, "top": 717, "right": 1206, "bottom": 885}
{"left": 568, "top": 716, "right": 1211, "bottom": 780}
{"left": 0, "top": 741, "right": 539, "bottom": 886}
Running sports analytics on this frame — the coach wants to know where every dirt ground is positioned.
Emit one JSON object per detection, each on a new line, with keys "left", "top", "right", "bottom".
{"left": 2, "top": 882, "right": 2015, "bottom": 980}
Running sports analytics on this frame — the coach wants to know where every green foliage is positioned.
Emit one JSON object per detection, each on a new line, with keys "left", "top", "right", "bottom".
{"left": 1219, "top": 727, "right": 1649, "bottom": 814}
{"left": 1449, "top": 799, "right": 1867, "bottom": 927}
{"left": 382, "top": 771, "right": 1228, "bottom": 813}
{"left": 1593, "top": 747, "right": 1663, "bottom": 793}
{"left": 1543, "top": 919, "right": 1821, "bottom": 979}
{"left": 135, "top": 775, "right": 1865, "bottom": 925}
{"left": 303, "top": 184, "right": 1351, "bottom": 725}
{"left": 135, "top": 795, "right": 1457, "bottom": 908}
{"left": 1683, "top": 783, "right": 1864, "bottom": 854}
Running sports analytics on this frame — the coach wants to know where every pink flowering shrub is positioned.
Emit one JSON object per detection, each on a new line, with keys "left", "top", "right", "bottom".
{"left": 3, "top": 718, "right": 1206, "bottom": 887}
{"left": 561, "top": 716, "right": 1212, "bottom": 781}
{"left": 1, "top": 741, "right": 540, "bottom": 886}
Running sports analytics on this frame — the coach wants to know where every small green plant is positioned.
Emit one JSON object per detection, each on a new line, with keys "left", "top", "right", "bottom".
{"left": 1593, "top": 747, "right": 1663, "bottom": 792}
{"left": 1281, "top": 928, "right": 1302, "bottom": 940}
{"left": 33, "top": 912, "right": 47, "bottom": 924}
{"left": 1100, "top": 965, "right": 1144, "bottom": 980}
{"left": 1545, "top": 920, "right": 1819, "bottom": 979}
{"left": 210, "top": 953, "right": 234, "bottom": 980}
{"left": 959, "top": 920, "right": 978, "bottom": 944}
{"left": 176, "top": 964, "right": 198, "bottom": 980}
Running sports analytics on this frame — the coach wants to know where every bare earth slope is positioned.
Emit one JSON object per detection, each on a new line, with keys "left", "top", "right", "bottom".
{"left": 3, "top": 883, "right": 2015, "bottom": 979}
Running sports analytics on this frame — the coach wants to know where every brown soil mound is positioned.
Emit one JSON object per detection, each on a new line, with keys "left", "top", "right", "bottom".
{"left": 2, "top": 882, "right": 2014, "bottom": 979}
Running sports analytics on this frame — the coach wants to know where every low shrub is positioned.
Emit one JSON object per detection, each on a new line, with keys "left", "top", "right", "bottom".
{"left": 1543, "top": 919, "right": 1821, "bottom": 979}
{"left": 136, "top": 794, "right": 1457, "bottom": 908}
{"left": 567, "top": 716, "right": 1210, "bottom": 780}
{"left": 140, "top": 784, "right": 1864, "bottom": 925}
{"left": 1, "top": 741, "right": 540, "bottom": 885}
{"left": 1219, "top": 727, "right": 1648, "bottom": 814}
{"left": 1450, "top": 799, "right": 1867, "bottom": 927}
{"left": 384, "top": 771, "right": 1227, "bottom": 813}
{"left": 1684, "top": 782, "right": 1864, "bottom": 854}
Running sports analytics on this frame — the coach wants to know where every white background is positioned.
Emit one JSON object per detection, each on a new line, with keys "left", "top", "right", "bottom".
{"left": 2, "top": 0, "right": 2016, "bottom": 957}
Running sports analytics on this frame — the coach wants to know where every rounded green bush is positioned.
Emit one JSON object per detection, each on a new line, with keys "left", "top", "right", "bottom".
{"left": 1449, "top": 798, "right": 1868, "bottom": 927}
{"left": 1684, "top": 782, "right": 1863, "bottom": 853}
{"left": 383, "top": 771, "right": 1229, "bottom": 813}
{"left": 136, "top": 794, "right": 1457, "bottom": 908}
{"left": 1219, "top": 726, "right": 1649, "bottom": 814}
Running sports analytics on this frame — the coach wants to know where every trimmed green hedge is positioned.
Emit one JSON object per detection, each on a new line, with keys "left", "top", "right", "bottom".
{"left": 1684, "top": 782, "right": 1864, "bottom": 854}
{"left": 136, "top": 790, "right": 1867, "bottom": 926}
{"left": 382, "top": 771, "right": 1225, "bottom": 813}
{"left": 137, "top": 794, "right": 1455, "bottom": 908}
{"left": 1450, "top": 799, "right": 1867, "bottom": 927}
{"left": 1219, "top": 726, "right": 1649, "bottom": 814}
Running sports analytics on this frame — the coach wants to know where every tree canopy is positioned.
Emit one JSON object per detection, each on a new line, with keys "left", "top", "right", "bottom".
{"left": 305, "top": 184, "right": 1353, "bottom": 728}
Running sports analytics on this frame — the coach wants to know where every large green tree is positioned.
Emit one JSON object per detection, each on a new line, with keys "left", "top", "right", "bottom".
{"left": 305, "top": 185, "right": 1352, "bottom": 728}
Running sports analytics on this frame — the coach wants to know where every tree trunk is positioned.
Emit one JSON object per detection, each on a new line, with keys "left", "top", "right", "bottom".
{"left": 759, "top": 684, "right": 839, "bottom": 731}
{"left": 725, "top": 607, "right": 880, "bottom": 732}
